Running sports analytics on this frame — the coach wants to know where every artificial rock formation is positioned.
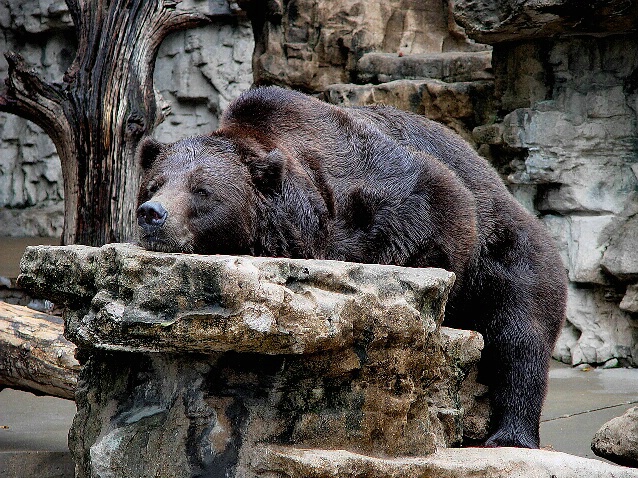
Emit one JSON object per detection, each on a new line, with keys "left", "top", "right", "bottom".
{"left": 153, "top": 18, "right": 254, "bottom": 143}
{"left": 453, "top": 0, "right": 638, "bottom": 44}
{"left": 243, "top": 0, "right": 495, "bottom": 143}
{"left": 0, "top": 0, "right": 70, "bottom": 237}
{"left": 18, "top": 243, "right": 489, "bottom": 477}
{"left": 453, "top": 0, "right": 638, "bottom": 368}
{"left": 243, "top": 0, "right": 488, "bottom": 92}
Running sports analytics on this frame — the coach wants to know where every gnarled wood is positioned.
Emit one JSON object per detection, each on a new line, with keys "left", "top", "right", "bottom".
{"left": 0, "top": 302, "right": 79, "bottom": 400}
{"left": 0, "top": 0, "right": 239, "bottom": 246}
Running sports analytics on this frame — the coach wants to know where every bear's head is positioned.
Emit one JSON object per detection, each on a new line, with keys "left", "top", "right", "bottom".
{"left": 136, "top": 135, "right": 284, "bottom": 254}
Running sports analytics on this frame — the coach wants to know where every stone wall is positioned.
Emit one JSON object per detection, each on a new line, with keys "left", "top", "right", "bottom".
{"left": 0, "top": 0, "right": 72, "bottom": 237}
{"left": 153, "top": 18, "right": 254, "bottom": 143}
{"left": 495, "top": 37, "right": 638, "bottom": 367}
{"left": 0, "top": 0, "right": 254, "bottom": 237}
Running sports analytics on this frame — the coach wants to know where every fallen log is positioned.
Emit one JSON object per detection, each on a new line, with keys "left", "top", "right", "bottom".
{"left": 0, "top": 301, "right": 79, "bottom": 400}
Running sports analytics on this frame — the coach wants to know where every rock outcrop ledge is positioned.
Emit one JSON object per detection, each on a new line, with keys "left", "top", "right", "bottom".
{"left": 17, "top": 243, "right": 637, "bottom": 478}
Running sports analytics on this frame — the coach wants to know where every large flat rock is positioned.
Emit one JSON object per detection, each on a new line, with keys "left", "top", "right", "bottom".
{"left": 18, "top": 243, "right": 454, "bottom": 355}
{"left": 18, "top": 244, "right": 490, "bottom": 477}
{"left": 592, "top": 406, "right": 638, "bottom": 467}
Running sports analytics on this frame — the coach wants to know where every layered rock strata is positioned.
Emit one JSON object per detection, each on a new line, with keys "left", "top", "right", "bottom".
{"left": 244, "top": 0, "right": 495, "bottom": 142}
{"left": 244, "top": 0, "right": 488, "bottom": 92}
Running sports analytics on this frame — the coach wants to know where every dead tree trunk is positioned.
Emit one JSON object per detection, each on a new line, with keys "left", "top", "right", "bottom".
{"left": 0, "top": 1, "right": 240, "bottom": 246}
{"left": 0, "top": 302, "right": 79, "bottom": 400}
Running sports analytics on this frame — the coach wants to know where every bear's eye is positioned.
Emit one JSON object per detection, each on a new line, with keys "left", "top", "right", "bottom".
{"left": 194, "top": 188, "right": 210, "bottom": 198}
{"left": 148, "top": 182, "right": 161, "bottom": 194}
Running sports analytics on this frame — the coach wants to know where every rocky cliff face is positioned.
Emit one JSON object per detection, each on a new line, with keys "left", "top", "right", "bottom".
{"left": 246, "top": 0, "right": 488, "bottom": 92}
{"left": 244, "top": 0, "right": 493, "bottom": 144}
{"left": 0, "top": 0, "right": 71, "bottom": 236}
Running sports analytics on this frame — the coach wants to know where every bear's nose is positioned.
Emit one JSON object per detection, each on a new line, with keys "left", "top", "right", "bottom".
{"left": 137, "top": 201, "right": 168, "bottom": 228}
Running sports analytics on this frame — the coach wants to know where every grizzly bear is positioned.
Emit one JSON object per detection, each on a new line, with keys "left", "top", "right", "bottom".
{"left": 136, "top": 86, "right": 567, "bottom": 449}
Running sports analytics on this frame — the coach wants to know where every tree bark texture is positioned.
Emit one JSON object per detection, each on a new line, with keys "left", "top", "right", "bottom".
{"left": 0, "top": 1, "right": 236, "bottom": 246}
{"left": 0, "top": 302, "right": 79, "bottom": 400}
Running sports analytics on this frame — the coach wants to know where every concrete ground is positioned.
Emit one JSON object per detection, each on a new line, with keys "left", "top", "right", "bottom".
{"left": 0, "top": 389, "right": 75, "bottom": 477}
{"left": 540, "top": 361, "right": 638, "bottom": 461}
{"left": 1, "top": 360, "right": 637, "bottom": 476}
{"left": 0, "top": 237, "right": 59, "bottom": 278}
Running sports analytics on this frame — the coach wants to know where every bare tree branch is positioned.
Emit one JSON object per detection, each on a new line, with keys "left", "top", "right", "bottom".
{"left": 0, "top": 52, "right": 74, "bottom": 150}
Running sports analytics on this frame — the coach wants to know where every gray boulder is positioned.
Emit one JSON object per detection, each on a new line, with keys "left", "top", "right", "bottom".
{"left": 592, "top": 407, "right": 638, "bottom": 468}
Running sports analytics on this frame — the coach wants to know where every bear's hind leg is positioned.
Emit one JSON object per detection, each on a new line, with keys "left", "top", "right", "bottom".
{"left": 479, "top": 310, "right": 556, "bottom": 449}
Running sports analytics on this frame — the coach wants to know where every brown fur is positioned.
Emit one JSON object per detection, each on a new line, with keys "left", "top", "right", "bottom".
{"left": 137, "top": 86, "right": 567, "bottom": 448}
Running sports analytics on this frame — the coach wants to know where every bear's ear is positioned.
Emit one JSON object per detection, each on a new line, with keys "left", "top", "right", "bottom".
{"left": 249, "top": 149, "right": 285, "bottom": 193}
{"left": 138, "top": 137, "right": 165, "bottom": 170}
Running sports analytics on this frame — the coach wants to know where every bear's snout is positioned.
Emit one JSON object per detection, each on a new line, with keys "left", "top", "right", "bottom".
{"left": 136, "top": 195, "right": 194, "bottom": 253}
{"left": 137, "top": 201, "right": 168, "bottom": 230}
